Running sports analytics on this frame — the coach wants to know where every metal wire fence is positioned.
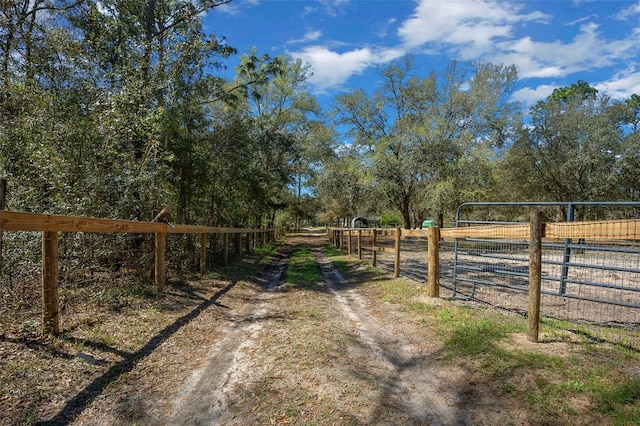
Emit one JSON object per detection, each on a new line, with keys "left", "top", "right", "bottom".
{"left": 331, "top": 208, "right": 640, "bottom": 350}
{"left": 1, "top": 231, "right": 42, "bottom": 333}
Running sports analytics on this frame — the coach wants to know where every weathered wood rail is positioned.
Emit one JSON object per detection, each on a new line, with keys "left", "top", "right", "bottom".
{"left": 329, "top": 216, "right": 640, "bottom": 342}
{"left": 0, "top": 209, "right": 285, "bottom": 333}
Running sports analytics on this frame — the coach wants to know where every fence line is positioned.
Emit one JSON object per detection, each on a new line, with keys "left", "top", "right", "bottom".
{"left": 0, "top": 209, "right": 285, "bottom": 334}
{"left": 329, "top": 215, "right": 640, "bottom": 346}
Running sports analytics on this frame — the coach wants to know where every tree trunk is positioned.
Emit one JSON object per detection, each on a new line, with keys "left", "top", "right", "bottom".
{"left": 143, "top": 0, "right": 157, "bottom": 79}
{"left": 402, "top": 200, "right": 411, "bottom": 229}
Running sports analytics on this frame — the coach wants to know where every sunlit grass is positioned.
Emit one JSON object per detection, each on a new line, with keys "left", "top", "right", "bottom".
{"left": 284, "top": 246, "right": 321, "bottom": 289}
{"left": 326, "top": 251, "right": 640, "bottom": 425}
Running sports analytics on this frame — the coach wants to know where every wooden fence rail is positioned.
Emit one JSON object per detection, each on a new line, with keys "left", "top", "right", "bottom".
{"left": 0, "top": 210, "right": 285, "bottom": 334}
{"left": 329, "top": 216, "right": 640, "bottom": 342}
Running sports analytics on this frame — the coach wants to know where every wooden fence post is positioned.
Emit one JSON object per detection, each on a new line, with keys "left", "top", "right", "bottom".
{"left": 372, "top": 229, "right": 377, "bottom": 267}
{"left": 155, "top": 232, "right": 166, "bottom": 292}
{"left": 244, "top": 232, "right": 250, "bottom": 253}
{"left": 200, "top": 233, "right": 207, "bottom": 274}
{"left": 357, "top": 229, "right": 362, "bottom": 260}
{"left": 426, "top": 226, "right": 440, "bottom": 297}
{"left": 223, "top": 233, "right": 229, "bottom": 265}
{"left": 528, "top": 211, "right": 543, "bottom": 342}
{"left": 347, "top": 229, "right": 352, "bottom": 256}
{"left": 394, "top": 227, "right": 401, "bottom": 278}
{"left": 42, "top": 231, "right": 60, "bottom": 334}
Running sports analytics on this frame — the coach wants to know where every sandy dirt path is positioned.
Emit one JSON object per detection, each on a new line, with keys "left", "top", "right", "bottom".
{"left": 72, "top": 230, "right": 468, "bottom": 425}
{"left": 313, "top": 246, "right": 463, "bottom": 425}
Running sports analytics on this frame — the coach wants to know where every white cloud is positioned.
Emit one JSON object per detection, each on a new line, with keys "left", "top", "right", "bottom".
{"left": 397, "top": 0, "right": 548, "bottom": 52}
{"left": 394, "top": 0, "right": 639, "bottom": 82}
{"left": 566, "top": 15, "right": 597, "bottom": 26}
{"left": 596, "top": 68, "right": 640, "bottom": 100}
{"left": 376, "top": 18, "right": 397, "bottom": 39}
{"left": 616, "top": 1, "right": 640, "bottom": 20}
{"left": 216, "top": 0, "right": 260, "bottom": 16}
{"left": 290, "top": 46, "right": 374, "bottom": 93}
{"left": 494, "top": 24, "right": 640, "bottom": 79}
{"left": 512, "top": 83, "right": 558, "bottom": 106}
{"left": 288, "top": 0, "right": 640, "bottom": 96}
{"left": 287, "top": 30, "right": 323, "bottom": 45}
{"left": 290, "top": 45, "right": 403, "bottom": 93}
{"left": 317, "top": 0, "right": 351, "bottom": 17}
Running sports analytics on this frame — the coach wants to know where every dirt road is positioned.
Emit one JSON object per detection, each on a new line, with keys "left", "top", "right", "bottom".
{"left": 72, "top": 230, "right": 468, "bottom": 425}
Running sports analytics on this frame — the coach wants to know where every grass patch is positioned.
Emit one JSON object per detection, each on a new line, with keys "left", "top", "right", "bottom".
{"left": 339, "top": 261, "right": 640, "bottom": 424}
{"left": 323, "top": 246, "right": 350, "bottom": 276}
{"left": 284, "top": 246, "right": 322, "bottom": 289}
{"left": 322, "top": 245, "right": 383, "bottom": 284}
{"left": 254, "top": 241, "right": 284, "bottom": 265}
{"left": 444, "top": 316, "right": 517, "bottom": 356}
{"left": 323, "top": 246, "right": 342, "bottom": 258}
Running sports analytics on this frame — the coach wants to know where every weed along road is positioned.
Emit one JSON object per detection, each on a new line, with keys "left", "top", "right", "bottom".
{"left": 67, "top": 229, "right": 464, "bottom": 425}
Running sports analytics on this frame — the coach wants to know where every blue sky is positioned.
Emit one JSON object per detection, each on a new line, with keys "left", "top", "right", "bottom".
{"left": 204, "top": 0, "right": 640, "bottom": 111}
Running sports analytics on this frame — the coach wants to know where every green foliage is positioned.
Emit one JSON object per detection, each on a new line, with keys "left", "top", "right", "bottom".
{"left": 500, "top": 83, "right": 637, "bottom": 208}
{"left": 548, "top": 80, "right": 598, "bottom": 103}
{"left": 332, "top": 57, "right": 521, "bottom": 228}
{"left": 0, "top": 1, "right": 326, "bottom": 230}
{"left": 380, "top": 211, "right": 403, "bottom": 227}
{"left": 315, "top": 146, "right": 369, "bottom": 224}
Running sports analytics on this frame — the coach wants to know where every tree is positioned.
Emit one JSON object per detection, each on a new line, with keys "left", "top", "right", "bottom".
{"left": 616, "top": 94, "right": 640, "bottom": 201}
{"left": 0, "top": 0, "right": 245, "bottom": 224}
{"left": 315, "top": 146, "right": 368, "bottom": 226}
{"left": 333, "top": 57, "right": 520, "bottom": 228}
{"left": 500, "top": 81, "right": 624, "bottom": 217}
{"left": 232, "top": 52, "right": 321, "bottom": 227}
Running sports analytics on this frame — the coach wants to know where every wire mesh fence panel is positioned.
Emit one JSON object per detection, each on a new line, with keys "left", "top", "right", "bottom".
{"left": 0, "top": 207, "right": 285, "bottom": 337}
{"left": 329, "top": 205, "right": 640, "bottom": 349}
{"left": 1, "top": 232, "right": 158, "bottom": 335}
{"left": 57, "top": 233, "right": 156, "bottom": 331}
{"left": 372, "top": 229, "right": 398, "bottom": 275}
{"left": 451, "top": 233, "right": 531, "bottom": 314}
{"left": 0, "top": 231, "right": 42, "bottom": 334}
{"left": 450, "top": 203, "right": 640, "bottom": 349}
{"left": 438, "top": 241, "right": 457, "bottom": 299}
{"left": 166, "top": 233, "right": 201, "bottom": 280}
{"left": 540, "top": 239, "right": 640, "bottom": 325}
{"left": 397, "top": 232, "right": 428, "bottom": 283}
{"left": 539, "top": 241, "right": 640, "bottom": 350}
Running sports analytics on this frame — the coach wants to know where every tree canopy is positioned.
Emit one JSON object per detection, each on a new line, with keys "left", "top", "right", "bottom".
{"left": 1, "top": 4, "right": 638, "bottom": 229}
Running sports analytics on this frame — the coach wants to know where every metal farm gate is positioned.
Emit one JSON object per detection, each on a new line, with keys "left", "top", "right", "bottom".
{"left": 450, "top": 202, "right": 640, "bottom": 328}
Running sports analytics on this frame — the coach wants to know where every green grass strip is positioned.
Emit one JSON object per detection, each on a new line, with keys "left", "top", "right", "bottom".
{"left": 284, "top": 246, "right": 322, "bottom": 289}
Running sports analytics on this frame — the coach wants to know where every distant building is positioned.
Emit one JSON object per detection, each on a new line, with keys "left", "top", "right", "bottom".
{"left": 351, "top": 217, "right": 368, "bottom": 228}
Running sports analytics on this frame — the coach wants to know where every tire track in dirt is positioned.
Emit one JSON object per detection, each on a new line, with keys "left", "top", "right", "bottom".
{"left": 162, "top": 232, "right": 465, "bottom": 425}
{"left": 313, "top": 247, "right": 465, "bottom": 426}
{"left": 166, "top": 244, "right": 295, "bottom": 425}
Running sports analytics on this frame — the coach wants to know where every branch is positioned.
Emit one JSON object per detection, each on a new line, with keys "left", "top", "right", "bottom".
{"left": 154, "top": 0, "right": 234, "bottom": 40}
{"left": 153, "top": 207, "right": 172, "bottom": 223}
